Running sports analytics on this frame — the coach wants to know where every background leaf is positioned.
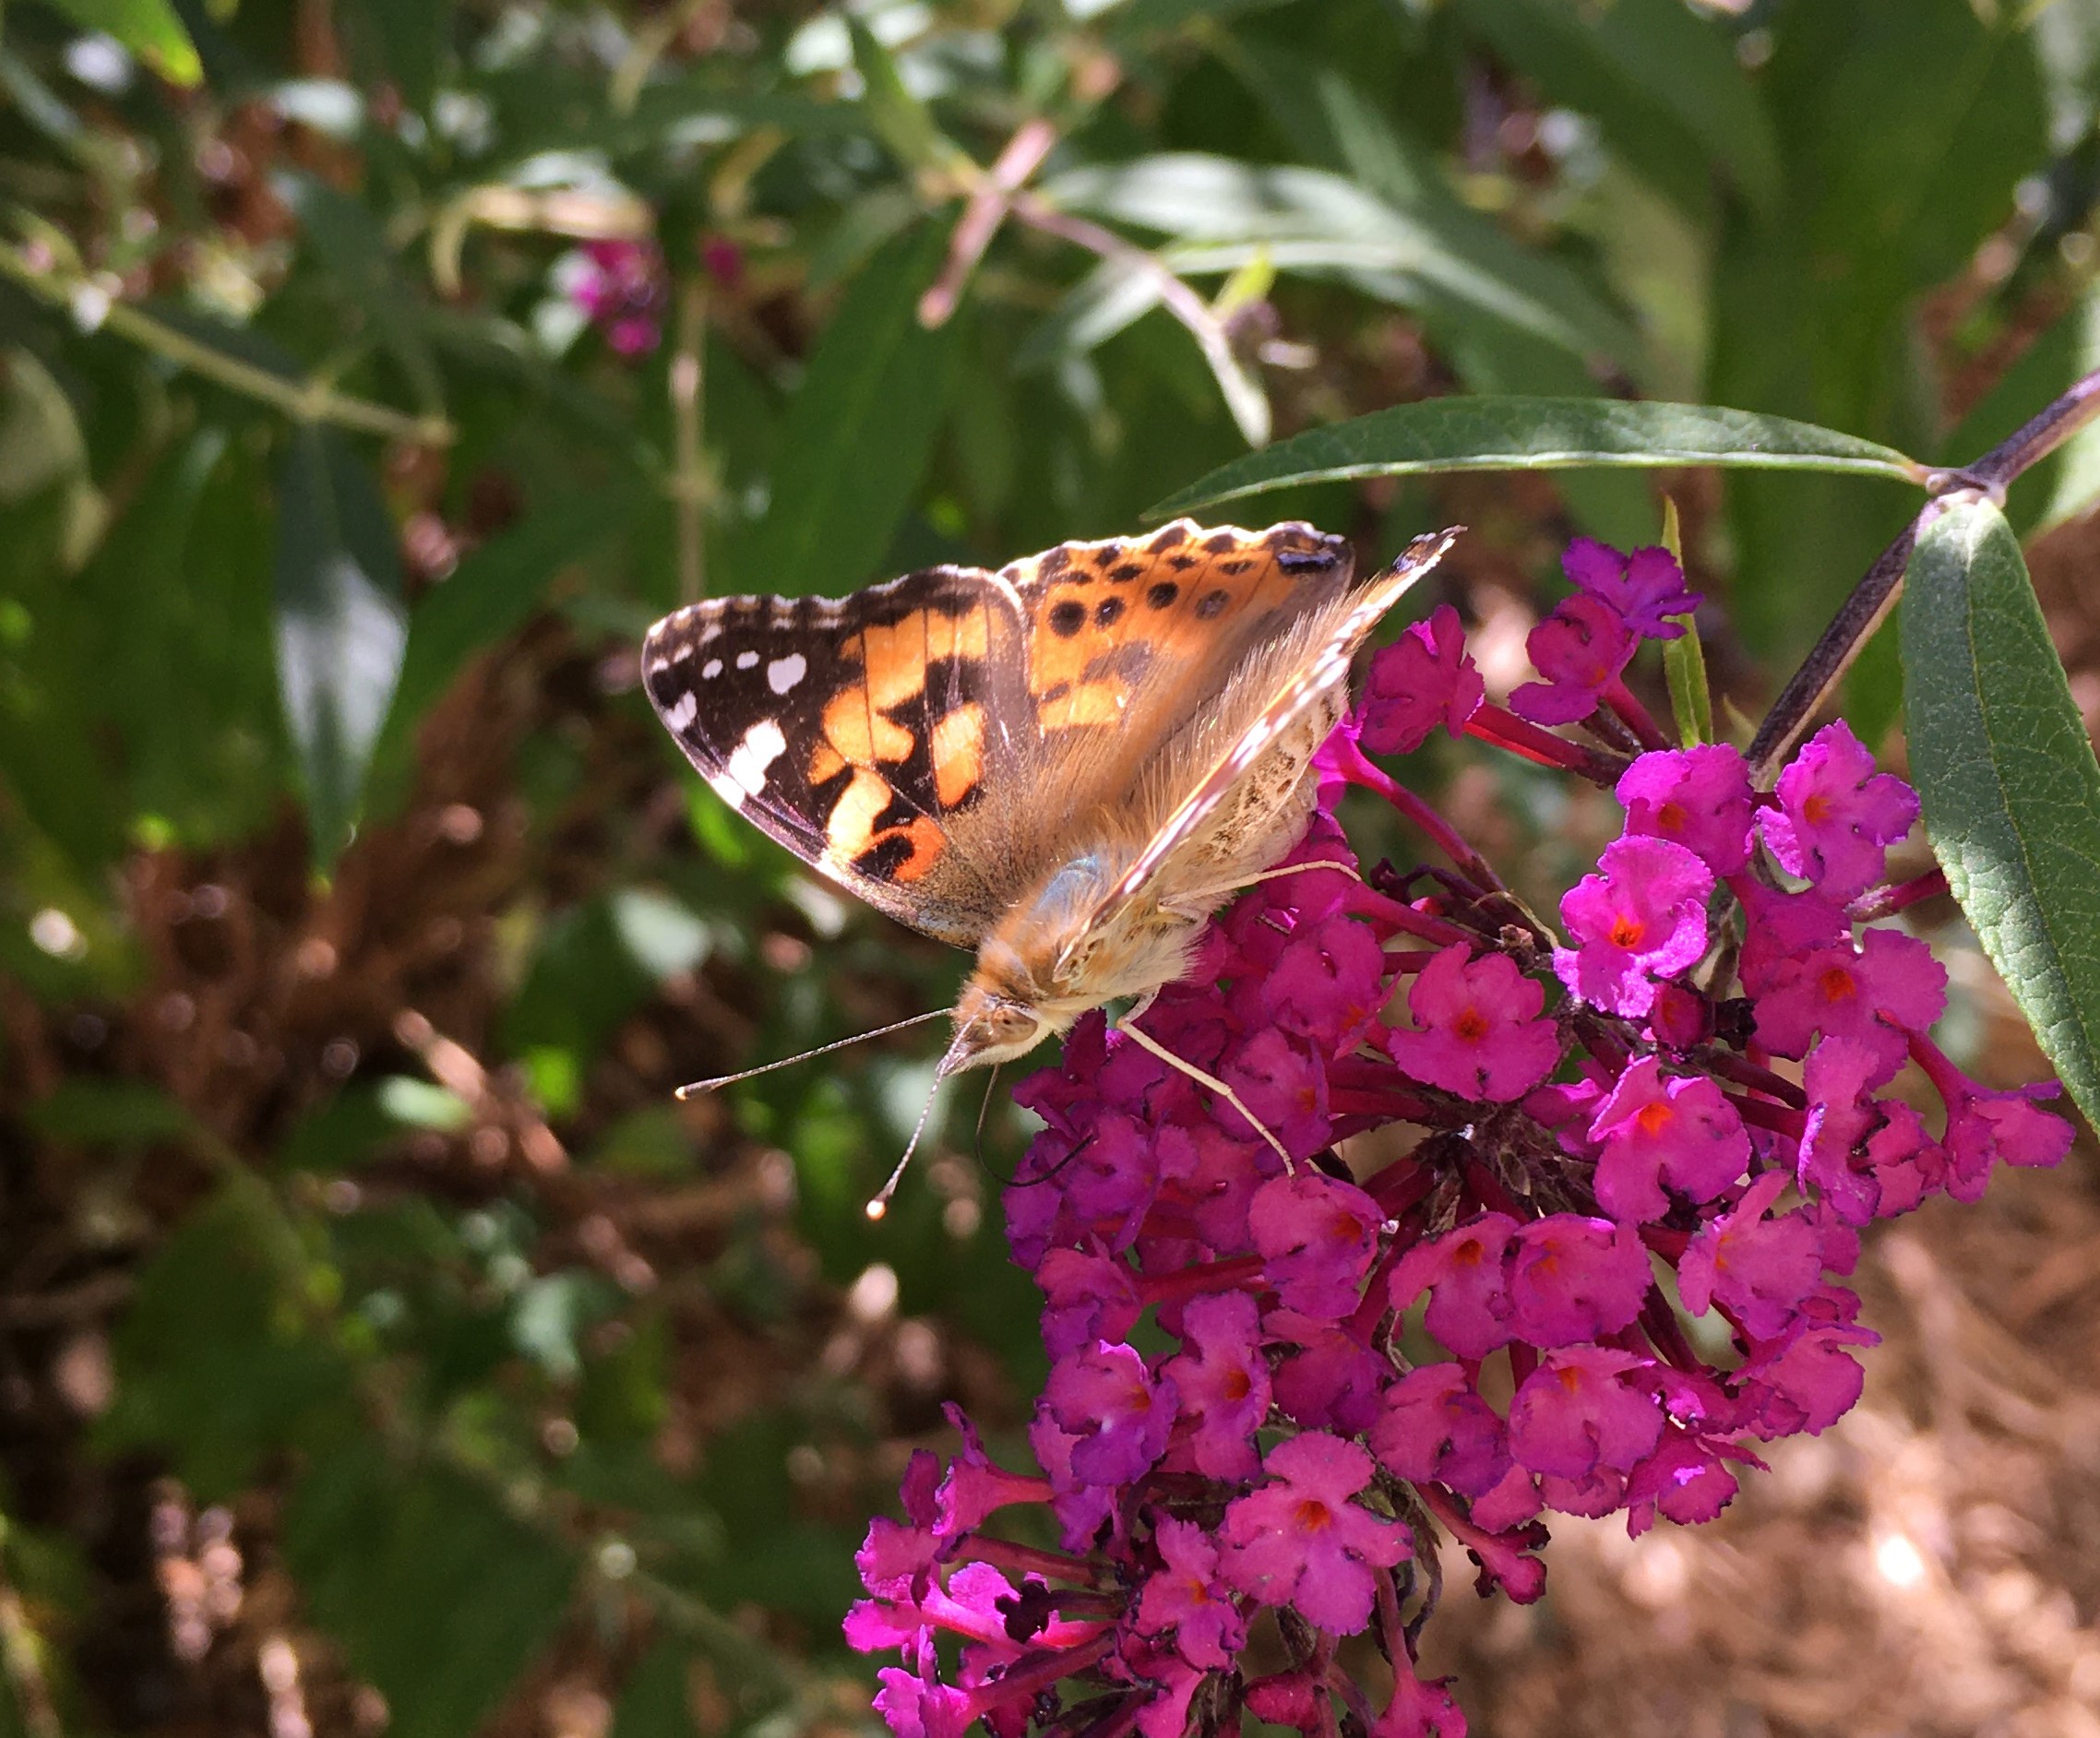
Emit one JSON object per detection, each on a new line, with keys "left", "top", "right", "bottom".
{"left": 731, "top": 225, "right": 963, "bottom": 598}
{"left": 272, "top": 426, "right": 408, "bottom": 863}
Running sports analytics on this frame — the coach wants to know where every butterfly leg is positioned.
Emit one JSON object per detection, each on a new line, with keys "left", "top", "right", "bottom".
{"left": 1116, "top": 1017, "right": 1295, "bottom": 1173}
{"left": 1159, "top": 857, "right": 1363, "bottom": 923}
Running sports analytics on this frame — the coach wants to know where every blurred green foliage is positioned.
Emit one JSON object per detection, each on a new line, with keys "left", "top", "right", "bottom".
{"left": 0, "top": 0, "right": 2095, "bottom": 1732}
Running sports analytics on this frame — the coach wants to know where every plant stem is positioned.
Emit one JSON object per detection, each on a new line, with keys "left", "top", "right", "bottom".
{"left": 1749, "top": 361, "right": 2100, "bottom": 783}
{"left": 0, "top": 245, "right": 452, "bottom": 446}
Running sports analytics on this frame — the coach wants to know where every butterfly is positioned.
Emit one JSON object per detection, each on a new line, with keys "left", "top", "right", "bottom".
{"left": 640, "top": 518, "right": 1458, "bottom": 1184}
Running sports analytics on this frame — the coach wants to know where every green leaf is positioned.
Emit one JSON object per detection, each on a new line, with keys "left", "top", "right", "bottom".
{"left": 277, "top": 173, "right": 444, "bottom": 413}
{"left": 1042, "top": 154, "right": 1637, "bottom": 368}
{"left": 732, "top": 225, "right": 961, "bottom": 597}
{"left": 27, "top": 1077, "right": 198, "bottom": 1145}
{"left": 101, "top": 1189, "right": 354, "bottom": 1500}
{"left": 1148, "top": 398, "right": 1924, "bottom": 518}
{"left": 612, "top": 1639, "right": 700, "bottom": 1738}
{"left": 1903, "top": 497, "right": 2100, "bottom": 1128}
{"left": 33, "top": 0, "right": 201, "bottom": 84}
{"left": 285, "top": 1441, "right": 575, "bottom": 1738}
{"left": 847, "top": 15, "right": 961, "bottom": 173}
{"left": 272, "top": 427, "right": 408, "bottom": 865}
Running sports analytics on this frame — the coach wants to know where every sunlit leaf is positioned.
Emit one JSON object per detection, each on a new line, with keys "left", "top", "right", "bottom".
{"left": 1044, "top": 155, "right": 1637, "bottom": 368}
{"left": 733, "top": 225, "right": 961, "bottom": 596}
{"left": 1903, "top": 497, "right": 2100, "bottom": 1128}
{"left": 1149, "top": 397, "right": 1923, "bottom": 518}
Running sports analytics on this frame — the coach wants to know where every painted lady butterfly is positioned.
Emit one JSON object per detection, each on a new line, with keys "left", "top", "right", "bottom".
{"left": 641, "top": 518, "right": 1457, "bottom": 1151}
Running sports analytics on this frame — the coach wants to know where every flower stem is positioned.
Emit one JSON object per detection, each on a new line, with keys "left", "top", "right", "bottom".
{"left": 0, "top": 244, "right": 453, "bottom": 446}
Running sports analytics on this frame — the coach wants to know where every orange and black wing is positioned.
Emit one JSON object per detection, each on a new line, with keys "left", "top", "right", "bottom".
{"left": 640, "top": 568, "right": 1029, "bottom": 947}
{"left": 998, "top": 519, "right": 1356, "bottom": 782}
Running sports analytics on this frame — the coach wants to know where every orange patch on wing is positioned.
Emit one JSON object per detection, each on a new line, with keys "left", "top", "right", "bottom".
{"left": 824, "top": 767, "right": 945, "bottom": 885}
{"left": 931, "top": 704, "right": 985, "bottom": 808}
{"left": 822, "top": 691, "right": 914, "bottom": 766}
{"left": 880, "top": 816, "right": 946, "bottom": 882}
{"left": 845, "top": 609, "right": 992, "bottom": 711}
{"left": 807, "top": 742, "right": 847, "bottom": 784}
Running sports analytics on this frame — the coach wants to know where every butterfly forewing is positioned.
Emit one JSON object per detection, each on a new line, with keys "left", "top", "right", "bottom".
{"left": 641, "top": 568, "right": 1032, "bottom": 945}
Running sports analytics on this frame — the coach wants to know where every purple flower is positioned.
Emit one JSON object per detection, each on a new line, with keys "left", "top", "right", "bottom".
{"left": 1508, "top": 1346, "right": 1664, "bottom": 1479}
{"left": 1587, "top": 1056, "right": 1750, "bottom": 1223}
{"left": 1760, "top": 720, "right": 1920, "bottom": 899}
{"left": 1045, "top": 1340, "right": 1177, "bottom": 1486}
{"left": 1250, "top": 1173, "right": 1385, "bottom": 1320}
{"left": 1553, "top": 835, "right": 1713, "bottom": 1018}
{"left": 1752, "top": 926, "right": 1947, "bottom": 1084}
{"left": 1260, "top": 916, "right": 1389, "bottom": 1049}
{"left": 1221, "top": 1029, "right": 1331, "bottom": 1160}
{"left": 1161, "top": 1292, "right": 1270, "bottom": 1481}
{"left": 1360, "top": 604, "right": 1484, "bottom": 754}
{"left": 1386, "top": 944, "right": 1562, "bottom": 1101}
{"left": 1617, "top": 744, "right": 1754, "bottom": 875}
{"left": 1373, "top": 1362, "right": 1510, "bottom": 1496}
{"left": 1268, "top": 1308, "right": 1390, "bottom": 1434}
{"left": 1134, "top": 1516, "right": 1247, "bottom": 1669}
{"left": 1218, "top": 1433, "right": 1411, "bottom": 1635}
{"left": 1509, "top": 593, "right": 1637, "bottom": 725}
{"left": 567, "top": 238, "right": 667, "bottom": 355}
{"left": 1563, "top": 537, "right": 1700, "bottom": 638}
{"left": 1676, "top": 1173, "right": 1825, "bottom": 1339}
{"left": 1390, "top": 1214, "right": 1519, "bottom": 1361}
{"left": 1505, "top": 1215, "right": 1651, "bottom": 1347}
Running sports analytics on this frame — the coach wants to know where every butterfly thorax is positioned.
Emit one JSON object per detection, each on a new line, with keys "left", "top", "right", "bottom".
{"left": 945, "top": 845, "right": 1207, "bottom": 1073}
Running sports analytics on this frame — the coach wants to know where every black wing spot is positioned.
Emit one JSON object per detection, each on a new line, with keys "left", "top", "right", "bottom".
{"left": 1195, "top": 589, "right": 1232, "bottom": 618}
{"left": 854, "top": 831, "right": 921, "bottom": 881}
{"left": 1037, "top": 547, "right": 1071, "bottom": 578}
{"left": 1040, "top": 680, "right": 1071, "bottom": 704}
{"left": 1218, "top": 557, "right": 1254, "bottom": 576}
{"left": 1093, "top": 542, "right": 1125, "bottom": 567}
{"left": 1110, "top": 563, "right": 1143, "bottom": 582}
{"left": 1277, "top": 547, "right": 1342, "bottom": 575}
{"left": 1095, "top": 597, "right": 1125, "bottom": 627}
{"left": 1147, "top": 527, "right": 1187, "bottom": 553}
{"left": 1048, "top": 600, "right": 1087, "bottom": 637}
{"left": 1203, "top": 531, "right": 1239, "bottom": 554}
{"left": 1170, "top": 554, "right": 1199, "bottom": 571}
{"left": 1146, "top": 581, "right": 1179, "bottom": 610}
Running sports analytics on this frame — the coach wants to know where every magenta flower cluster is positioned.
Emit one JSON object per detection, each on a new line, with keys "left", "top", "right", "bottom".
{"left": 567, "top": 238, "right": 669, "bottom": 356}
{"left": 847, "top": 536, "right": 2072, "bottom": 1738}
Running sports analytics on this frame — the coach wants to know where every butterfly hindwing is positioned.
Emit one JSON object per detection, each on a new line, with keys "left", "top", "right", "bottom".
{"left": 641, "top": 568, "right": 1029, "bottom": 945}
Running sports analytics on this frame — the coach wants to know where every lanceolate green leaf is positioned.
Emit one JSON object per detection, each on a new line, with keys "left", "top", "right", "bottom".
{"left": 1149, "top": 398, "right": 1924, "bottom": 518}
{"left": 272, "top": 427, "right": 408, "bottom": 866}
{"left": 733, "top": 225, "right": 962, "bottom": 597}
{"left": 1903, "top": 498, "right": 2100, "bottom": 1128}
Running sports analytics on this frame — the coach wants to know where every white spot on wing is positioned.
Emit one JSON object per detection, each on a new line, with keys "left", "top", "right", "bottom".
{"left": 767, "top": 653, "right": 807, "bottom": 695}
{"left": 725, "top": 720, "right": 787, "bottom": 795}
{"left": 736, "top": 649, "right": 759, "bottom": 671}
{"left": 662, "top": 692, "right": 698, "bottom": 732}
{"left": 702, "top": 658, "right": 722, "bottom": 679}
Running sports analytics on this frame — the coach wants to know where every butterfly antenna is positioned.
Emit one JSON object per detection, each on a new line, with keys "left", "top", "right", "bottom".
{"left": 865, "top": 1067, "right": 947, "bottom": 1221}
{"left": 674, "top": 1007, "right": 949, "bottom": 1097}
